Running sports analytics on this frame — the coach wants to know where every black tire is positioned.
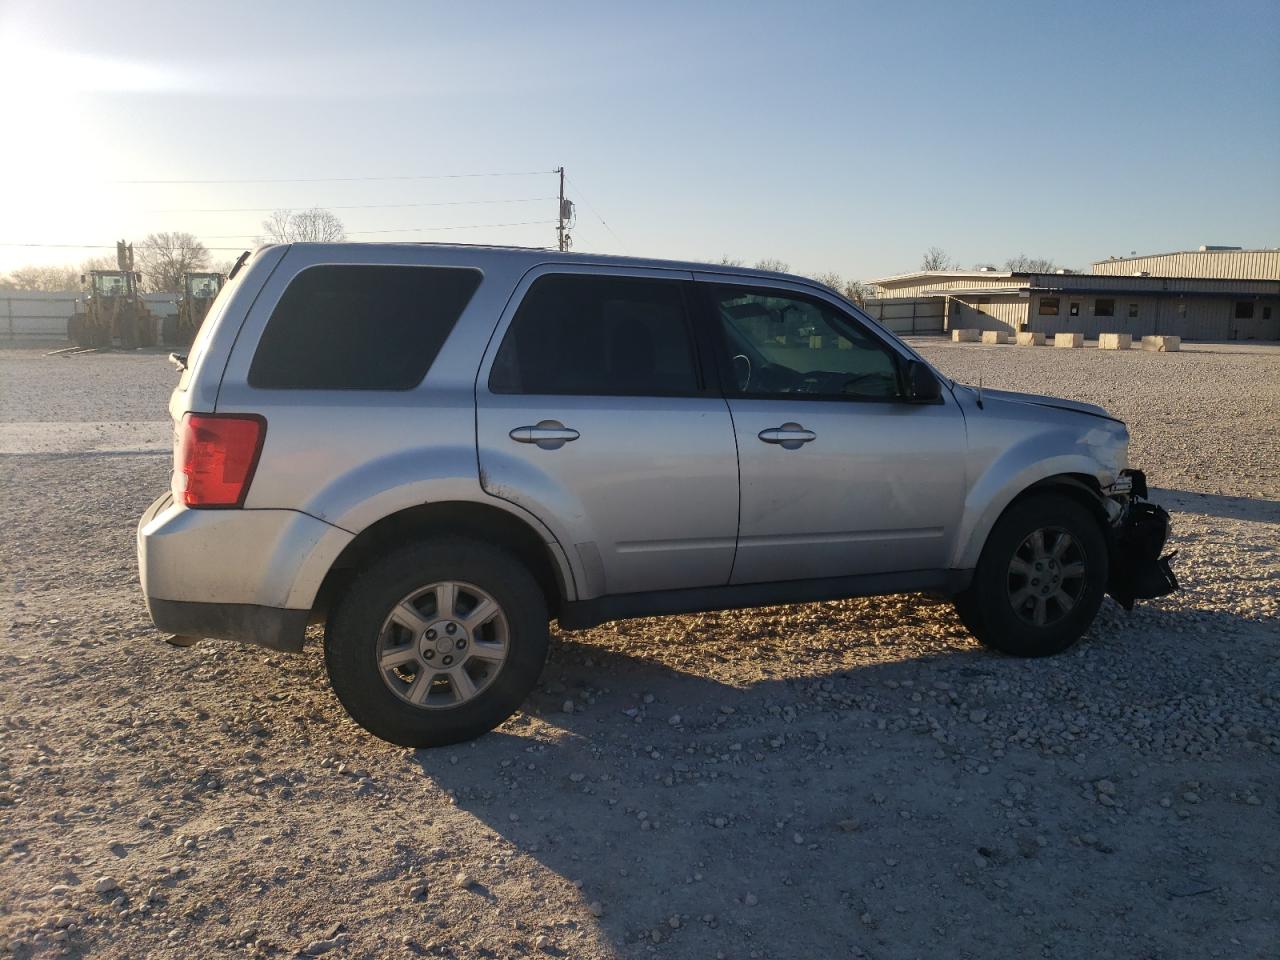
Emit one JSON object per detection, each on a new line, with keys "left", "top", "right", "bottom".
{"left": 953, "top": 493, "right": 1108, "bottom": 657}
{"left": 324, "top": 538, "right": 549, "bottom": 747}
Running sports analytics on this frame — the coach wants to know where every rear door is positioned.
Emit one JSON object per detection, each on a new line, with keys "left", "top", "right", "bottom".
{"left": 694, "top": 276, "right": 967, "bottom": 584}
{"left": 476, "top": 266, "right": 739, "bottom": 598}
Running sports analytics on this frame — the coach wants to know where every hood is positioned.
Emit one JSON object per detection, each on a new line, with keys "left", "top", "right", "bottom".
{"left": 962, "top": 385, "right": 1122, "bottom": 423}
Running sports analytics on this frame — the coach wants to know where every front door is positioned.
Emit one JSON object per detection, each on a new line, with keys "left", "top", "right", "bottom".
{"left": 694, "top": 277, "right": 967, "bottom": 584}
{"left": 476, "top": 267, "right": 739, "bottom": 597}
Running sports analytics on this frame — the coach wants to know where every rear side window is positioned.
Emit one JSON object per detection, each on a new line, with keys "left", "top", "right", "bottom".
{"left": 248, "top": 265, "right": 480, "bottom": 389}
{"left": 489, "top": 274, "right": 700, "bottom": 396}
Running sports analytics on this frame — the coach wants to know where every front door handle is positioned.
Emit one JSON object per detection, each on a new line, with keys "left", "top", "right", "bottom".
{"left": 758, "top": 422, "right": 816, "bottom": 450}
{"left": 510, "top": 420, "right": 580, "bottom": 450}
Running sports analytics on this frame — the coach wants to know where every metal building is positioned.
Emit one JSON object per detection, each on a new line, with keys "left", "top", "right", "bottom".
{"left": 868, "top": 248, "right": 1280, "bottom": 340}
{"left": 1091, "top": 246, "right": 1280, "bottom": 281}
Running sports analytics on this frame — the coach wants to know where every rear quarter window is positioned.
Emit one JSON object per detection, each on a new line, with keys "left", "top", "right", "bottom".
{"left": 248, "top": 264, "right": 481, "bottom": 390}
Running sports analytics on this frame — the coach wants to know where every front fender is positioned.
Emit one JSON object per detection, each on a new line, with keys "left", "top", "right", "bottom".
{"left": 950, "top": 422, "right": 1126, "bottom": 570}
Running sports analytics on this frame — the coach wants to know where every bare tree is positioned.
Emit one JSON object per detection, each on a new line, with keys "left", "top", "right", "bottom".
{"left": 716, "top": 256, "right": 744, "bottom": 267}
{"left": 0, "top": 263, "right": 80, "bottom": 291}
{"left": 921, "top": 247, "right": 956, "bottom": 271}
{"left": 136, "top": 232, "right": 211, "bottom": 293}
{"left": 1004, "top": 253, "right": 1060, "bottom": 273}
{"left": 810, "top": 271, "right": 873, "bottom": 306}
{"left": 842, "top": 279, "right": 873, "bottom": 306}
{"left": 259, "top": 208, "right": 347, "bottom": 244}
{"left": 81, "top": 255, "right": 120, "bottom": 275}
{"left": 754, "top": 258, "right": 790, "bottom": 273}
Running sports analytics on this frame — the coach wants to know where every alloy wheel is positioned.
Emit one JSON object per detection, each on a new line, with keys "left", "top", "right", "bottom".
{"left": 375, "top": 580, "right": 509, "bottom": 709}
{"left": 1006, "top": 527, "right": 1088, "bottom": 627}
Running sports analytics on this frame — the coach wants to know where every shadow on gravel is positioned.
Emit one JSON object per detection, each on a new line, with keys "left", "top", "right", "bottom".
{"left": 1155, "top": 487, "right": 1280, "bottom": 523}
{"left": 407, "top": 600, "right": 1268, "bottom": 960}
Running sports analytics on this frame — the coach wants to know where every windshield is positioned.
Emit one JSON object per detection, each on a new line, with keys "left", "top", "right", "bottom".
{"left": 92, "top": 272, "right": 128, "bottom": 297}
{"left": 186, "top": 274, "right": 222, "bottom": 298}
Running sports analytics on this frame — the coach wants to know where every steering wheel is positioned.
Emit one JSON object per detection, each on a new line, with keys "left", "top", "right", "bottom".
{"left": 732, "top": 354, "right": 752, "bottom": 391}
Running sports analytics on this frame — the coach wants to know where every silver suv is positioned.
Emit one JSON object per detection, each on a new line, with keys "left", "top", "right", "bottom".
{"left": 137, "top": 244, "right": 1177, "bottom": 746}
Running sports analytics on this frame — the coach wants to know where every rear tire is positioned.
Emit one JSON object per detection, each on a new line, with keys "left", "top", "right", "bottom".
{"left": 324, "top": 538, "right": 549, "bottom": 747}
{"left": 953, "top": 493, "right": 1108, "bottom": 657}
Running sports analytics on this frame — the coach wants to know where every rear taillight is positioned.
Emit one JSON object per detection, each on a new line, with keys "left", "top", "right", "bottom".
{"left": 175, "top": 413, "right": 266, "bottom": 508}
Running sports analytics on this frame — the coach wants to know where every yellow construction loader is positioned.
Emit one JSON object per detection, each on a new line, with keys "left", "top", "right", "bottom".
{"left": 163, "top": 272, "right": 225, "bottom": 347}
{"left": 68, "top": 241, "right": 155, "bottom": 348}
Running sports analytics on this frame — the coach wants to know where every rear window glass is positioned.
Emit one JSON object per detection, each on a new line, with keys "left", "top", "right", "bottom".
{"left": 488, "top": 274, "right": 699, "bottom": 396}
{"left": 248, "top": 265, "right": 480, "bottom": 390}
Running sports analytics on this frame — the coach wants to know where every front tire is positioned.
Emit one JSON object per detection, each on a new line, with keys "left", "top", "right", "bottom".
{"left": 325, "top": 538, "right": 550, "bottom": 747}
{"left": 954, "top": 493, "right": 1109, "bottom": 657}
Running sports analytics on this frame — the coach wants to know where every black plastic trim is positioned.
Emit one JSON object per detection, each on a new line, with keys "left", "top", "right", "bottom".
{"left": 558, "top": 568, "right": 973, "bottom": 631}
{"left": 146, "top": 598, "right": 309, "bottom": 653}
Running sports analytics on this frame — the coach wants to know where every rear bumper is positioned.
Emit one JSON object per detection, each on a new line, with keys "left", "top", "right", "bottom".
{"left": 146, "top": 598, "right": 310, "bottom": 653}
{"left": 137, "top": 492, "right": 352, "bottom": 651}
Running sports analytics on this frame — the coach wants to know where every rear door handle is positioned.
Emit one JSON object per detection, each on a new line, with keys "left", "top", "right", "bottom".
{"left": 510, "top": 420, "right": 580, "bottom": 450}
{"left": 758, "top": 422, "right": 816, "bottom": 449}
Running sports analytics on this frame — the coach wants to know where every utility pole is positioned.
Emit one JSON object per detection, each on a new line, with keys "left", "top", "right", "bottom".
{"left": 556, "top": 166, "right": 568, "bottom": 252}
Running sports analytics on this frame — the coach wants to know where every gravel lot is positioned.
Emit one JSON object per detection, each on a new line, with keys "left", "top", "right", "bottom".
{"left": 1, "top": 340, "right": 1277, "bottom": 960}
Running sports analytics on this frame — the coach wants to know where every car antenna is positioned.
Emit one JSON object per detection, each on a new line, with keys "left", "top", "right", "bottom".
{"left": 976, "top": 375, "right": 984, "bottom": 409}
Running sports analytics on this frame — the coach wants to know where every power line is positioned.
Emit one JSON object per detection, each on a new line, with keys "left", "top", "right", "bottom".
{"left": 190, "top": 220, "right": 559, "bottom": 239}
{"left": 0, "top": 242, "right": 255, "bottom": 252}
{"left": 566, "top": 175, "right": 626, "bottom": 253}
{"left": 146, "top": 196, "right": 556, "bottom": 214}
{"left": 106, "top": 170, "right": 555, "bottom": 185}
{"left": 347, "top": 220, "right": 557, "bottom": 236}
{"left": 0, "top": 220, "right": 560, "bottom": 250}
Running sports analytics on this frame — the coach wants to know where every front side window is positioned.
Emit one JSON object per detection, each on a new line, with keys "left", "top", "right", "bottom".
{"left": 249, "top": 265, "right": 480, "bottom": 390}
{"left": 1094, "top": 298, "right": 1115, "bottom": 317}
{"left": 1038, "top": 297, "right": 1060, "bottom": 316}
{"left": 489, "top": 274, "right": 699, "bottom": 396}
{"left": 706, "top": 286, "right": 902, "bottom": 401}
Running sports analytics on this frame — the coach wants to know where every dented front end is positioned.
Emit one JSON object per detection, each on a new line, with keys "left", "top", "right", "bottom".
{"left": 1102, "top": 469, "right": 1180, "bottom": 610}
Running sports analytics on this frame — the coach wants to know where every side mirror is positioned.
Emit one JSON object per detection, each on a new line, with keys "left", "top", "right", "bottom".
{"left": 904, "top": 359, "right": 942, "bottom": 403}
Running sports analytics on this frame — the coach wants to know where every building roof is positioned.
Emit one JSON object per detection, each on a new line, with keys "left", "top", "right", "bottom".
{"left": 1089, "top": 248, "right": 1280, "bottom": 280}
{"left": 1091, "top": 247, "right": 1276, "bottom": 265}
{"left": 868, "top": 269, "right": 1018, "bottom": 285}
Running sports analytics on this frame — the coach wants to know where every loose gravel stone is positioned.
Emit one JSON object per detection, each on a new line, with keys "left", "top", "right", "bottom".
{"left": 1, "top": 342, "right": 1276, "bottom": 960}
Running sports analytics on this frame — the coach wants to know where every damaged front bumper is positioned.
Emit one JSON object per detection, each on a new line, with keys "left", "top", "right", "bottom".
{"left": 1104, "top": 469, "right": 1180, "bottom": 610}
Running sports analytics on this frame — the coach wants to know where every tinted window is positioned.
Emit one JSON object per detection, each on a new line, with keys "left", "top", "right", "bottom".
{"left": 249, "top": 265, "right": 480, "bottom": 389}
{"left": 1094, "top": 298, "right": 1115, "bottom": 317}
{"left": 489, "top": 275, "right": 699, "bottom": 396}
{"left": 708, "top": 286, "right": 902, "bottom": 401}
{"left": 1038, "top": 297, "right": 1060, "bottom": 316}
{"left": 1234, "top": 301, "right": 1254, "bottom": 320}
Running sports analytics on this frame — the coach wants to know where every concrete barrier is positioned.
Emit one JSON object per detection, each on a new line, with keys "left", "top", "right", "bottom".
{"left": 1016, "top": 332, "right": 1046, "bottom": 346}
{"left": 951, "top": 328, "right": 980, "bottom": 343}
{"left": 981, "top": 331, "right": 1010, "bottom": 344}
{"left": 1099, "top": 333, "right": 1132, "bottom": 350}
{"left": 1054, "top": 333, "right": 1084, "bottom": 348}
{"left": 1142, "top": 335, "right": 1181, "bottom": 352}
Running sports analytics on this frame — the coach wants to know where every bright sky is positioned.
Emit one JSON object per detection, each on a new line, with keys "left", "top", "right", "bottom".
{"left": 1, "top": 0, "right": 1277, "bottom": 279}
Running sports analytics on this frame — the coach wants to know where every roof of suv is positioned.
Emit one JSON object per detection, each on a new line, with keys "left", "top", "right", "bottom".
{"left": 268, "top": 242, "right": 815, "bottom": 287}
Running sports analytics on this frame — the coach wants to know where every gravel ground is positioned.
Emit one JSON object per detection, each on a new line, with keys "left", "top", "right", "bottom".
{"left": 1, "top": 341, "right": 1278, "bottom": 960}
